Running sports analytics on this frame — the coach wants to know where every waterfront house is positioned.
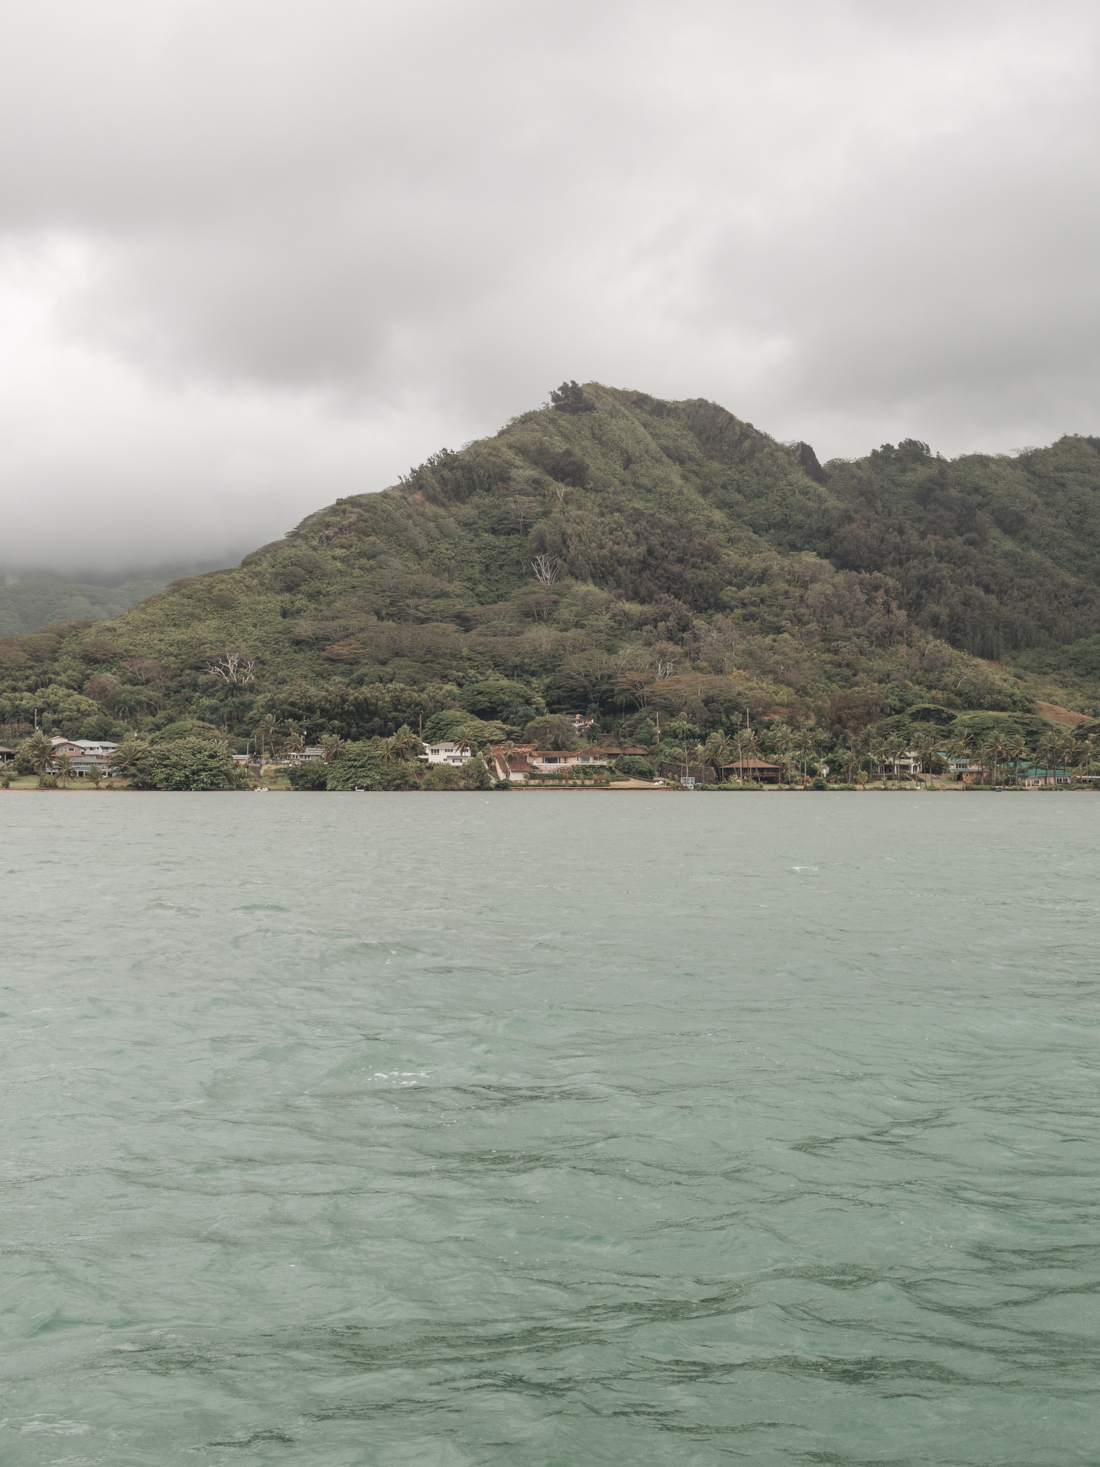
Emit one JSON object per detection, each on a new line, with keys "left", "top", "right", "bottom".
{"left": 488, "top": 743, "right": 640, "bottom": 782}
{"left": 420, "top": 741, "right": 473, "bottom": 766}
{"left": 941, "top": 753, "right": 986, "bottom": 783}
{"left": 42, "top": 737, "right": 120, "bottom": 778}
{"left": 721, "top": 758, "right": 781, "bottom": 783}
{"left": 286, "top": 746, "right": 324, "bottom": 764}
{"left": 73, "top": 739, "right": 118, "bottom": 757}
{"left": 0, "top": 745, "right": 13, "bottom": 763}
{"left": 1019, "top": 763, "right": 1072, "bottom": 788}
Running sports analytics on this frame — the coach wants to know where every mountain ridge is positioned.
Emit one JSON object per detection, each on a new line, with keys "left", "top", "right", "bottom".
{"left": 2, "top": 381, "right": 1100, "bottom": 745}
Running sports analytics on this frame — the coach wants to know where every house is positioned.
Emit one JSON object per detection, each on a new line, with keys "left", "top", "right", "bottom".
{"left": 420, "top": 741, "right": 473, "bottom": 766}
{"left": 658, "top": 758, "right": 782, "bottom": 784}
{"left": 69, "top": 755, "right": 114, "bottom": 778}
{"left": 721, "top": 758, "right": 781, "bottom": 783}
{"left": 42, "top": 737, "right": 120, "bottom": 777}
{"left": 1019, "top": 764, "right": 1072, "bottom": 788}
{"left": 488, "top": 743, "right": 638, "bottom": 782}
{"left": 940, "top": 752, "right": 985, "bottom": 784}
{"left": 73, "top": 739, "right": 118, "bottom": 757}
{"left": 488, "top": 749, "right": 538, "bottom": 781}
{"left": 285, "top": 746, "right": 324, "bottom": 764}
{"left": 0, "top": 745, "right": 13, "bottom": 764}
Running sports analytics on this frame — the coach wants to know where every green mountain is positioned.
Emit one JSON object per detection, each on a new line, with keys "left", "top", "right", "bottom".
{"left": 3, "top": 381, "right": 1100, "bottom": 746}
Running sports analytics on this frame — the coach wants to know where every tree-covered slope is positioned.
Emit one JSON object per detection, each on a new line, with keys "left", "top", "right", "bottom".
{"left": 0, "top": 574, "right": 170, "bottom": 640}
{"left": 2, "top": 381, "right": 1099, "bottom": 745}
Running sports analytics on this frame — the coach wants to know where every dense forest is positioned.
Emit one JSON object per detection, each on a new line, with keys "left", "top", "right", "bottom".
{"left": 3, "top": 381, "right": 1100, "bottom": 773}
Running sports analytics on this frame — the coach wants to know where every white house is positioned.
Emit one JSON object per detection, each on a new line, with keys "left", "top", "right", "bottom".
{"left": 420, "top": 741, "right": 472, "bottom": 766}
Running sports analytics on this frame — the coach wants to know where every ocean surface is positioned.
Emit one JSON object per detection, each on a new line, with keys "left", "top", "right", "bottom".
{"left": 2, "top": 791, "right": 1099, "bottom": 1466}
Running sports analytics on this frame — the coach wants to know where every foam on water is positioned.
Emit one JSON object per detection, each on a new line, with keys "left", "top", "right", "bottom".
{"left": 1, "top": 792, "right": 1099, "bottom": 1464}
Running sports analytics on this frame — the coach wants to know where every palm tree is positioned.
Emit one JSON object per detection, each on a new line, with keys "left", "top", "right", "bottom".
{"left": 387, "top": 724, "right": 423, "bottom": 762}
{"left": 916, "top": 737, "right": 940, "bottom": 785}
{"left": 983, "top": 732, "right": 1008, "bottom": 786}
{"left": 835, "top": 747, "right": 857, "bottom": 784}
{"left": 944, "top": 737, "right": 968, "bottom": 782}
{"left": 23, "top": 730, "right": 52, "bottom": 777}
{"left": 54, "top": 754, "right": 76, "bottom": 788}
{"left": 1054, "top": 731, "right": 1078, "bottom": 785}
{"left": 883, "top": 735, "right": 908, "bottom": 784}
{"left": 771, "top": 726, "right": 795, "bottom": 785}
{"left": 793, "top": 729, "right": 815, "bottom": 784}
{"left": 377, "top": 724, "right": 420, "bottom": 766}
{"left": 868, "top": 738, "right": 888, "bottom": 786}
{"left": 321, "top": 734, "right": 344, "bottom": 762}
{"left": 1036, "top": 732, "right": 1062, "bottom": 786}
{"left": 703, "top": 733, "right": 731, "bottom": 783}
{"left": 739, "top": 730, "right": 761, "bottom": 783}
{"left": 1005, "top": 737, "right": 1029, "bottom": 787}
{"left": 253, "top": 714, "right": 282, "bottom": 763}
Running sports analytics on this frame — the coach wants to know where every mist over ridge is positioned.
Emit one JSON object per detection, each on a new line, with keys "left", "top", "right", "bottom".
{"left": 2, "top": 2, "right": 1100, "bottom": 572}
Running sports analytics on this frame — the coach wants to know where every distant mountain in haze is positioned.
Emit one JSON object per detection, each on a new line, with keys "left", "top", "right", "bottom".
{"left": 3, "top": 381, "right": 1100, "bottom": 743}
{"left": 0, "top": 575, "right": 172, "bottom": 639}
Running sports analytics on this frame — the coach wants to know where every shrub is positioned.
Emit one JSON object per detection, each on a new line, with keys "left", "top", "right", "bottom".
{"left": 325, "top": 742, "right": 419, "bottom": 791}
{"left": 422, "top": 758, "right": 492, "bottom": 791}
{"left": 288, "top": 760, "right": 330, "bottom": 790}
{"left": 150, "top": 737, "right": 241, "bottom": 791}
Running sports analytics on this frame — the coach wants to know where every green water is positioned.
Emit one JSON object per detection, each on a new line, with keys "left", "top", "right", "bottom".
{"left": 2, "top": 792, "right": 1099, "bottom": 1465}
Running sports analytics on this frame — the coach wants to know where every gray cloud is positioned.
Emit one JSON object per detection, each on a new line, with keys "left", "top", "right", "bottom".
{"left": 0, "top": 0, "right": 1098, "bottom": 572}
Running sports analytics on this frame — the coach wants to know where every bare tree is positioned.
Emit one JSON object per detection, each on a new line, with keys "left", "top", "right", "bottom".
{"left": 207, "top": 651, "right": 257, "bottom": 685}
{"left": 530, "top": 553, "right": 561, "bottom": 587}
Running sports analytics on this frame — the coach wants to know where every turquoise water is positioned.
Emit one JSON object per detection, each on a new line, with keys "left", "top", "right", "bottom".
{"left": 1, "top": 791, "right": 1099, "bottom": 1465}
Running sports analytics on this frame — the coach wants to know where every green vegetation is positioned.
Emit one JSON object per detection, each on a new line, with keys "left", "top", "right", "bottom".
{"left": 0, "top": 574, "right": 170, "bottom": 639}
{"left": 4, "top": 382, "right": 1100, "bottom": 793}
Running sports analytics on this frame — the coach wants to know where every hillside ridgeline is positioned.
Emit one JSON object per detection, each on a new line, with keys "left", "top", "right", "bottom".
{"left": 4, "top": 381, "right": 1100, "bottom": 752}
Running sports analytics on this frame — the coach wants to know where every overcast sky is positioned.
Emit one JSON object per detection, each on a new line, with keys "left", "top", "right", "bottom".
{"left": 2, "top": 0, "right": 1099, "bottom": 575}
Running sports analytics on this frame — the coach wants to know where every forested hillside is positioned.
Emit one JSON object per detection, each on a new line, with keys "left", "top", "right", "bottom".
{"left": 0, "top": 574, "right": 170, "bottom": 640}
{"left": 3, "top": 381, "right": 1100, "bottom": 751}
